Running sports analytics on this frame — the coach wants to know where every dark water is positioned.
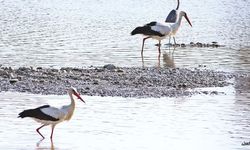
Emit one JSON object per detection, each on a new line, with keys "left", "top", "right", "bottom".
{"left": 0, "top": 0, "right": 249, "bottom": 72}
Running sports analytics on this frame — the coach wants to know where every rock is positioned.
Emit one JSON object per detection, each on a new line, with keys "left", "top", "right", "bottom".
{"left": 103, "top": 64, "right": 116, "bottom": 70}
{"left": 202, "top": 91, "right": 209, "bottom": 95}
{"left": 0, "top": 69, "right": 8, "bottom": 77}
{"left": 93, "top": 80, "right": 99, "bottom": 85}
{"left": 51, "top": 69, "right": 59, "bottom": 72}
{"left": 211, "top": 91, "right": 218, "bottom": 95}
{"left": 181, "top": 43, "right": 186, "bottom": 47}
{"left": 96, "top": 68, "right": 104, "bottom": 72}
{"left": 116, "top": 69, "right": 124, "bottom": 73}
{"left": 196, "top": 42, "right": 203, "bottom": 47}
{"left": 9, "top": 78, "right": 19, "bottom": 84}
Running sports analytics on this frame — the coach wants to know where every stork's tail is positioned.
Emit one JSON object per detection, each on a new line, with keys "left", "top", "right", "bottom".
{"left": 18, "top": 109, "right": 33, "bottom": 118}
{"left": 131, "top": 26, "right": 149, "bottom": 35}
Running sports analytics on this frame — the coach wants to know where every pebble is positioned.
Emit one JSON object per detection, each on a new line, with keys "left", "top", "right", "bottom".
{"left": 0, "top": 69, "right": 8, "bottom": 77}
{"left": 180, "top": 43, "right": 186, "bottom": 47}
{"left": 166, "top": 42, "right": 222, "bottom": 48}
{"left": 9, "top": 78, "right": 19, "bottom": 84}
{"left": 103, "top": 64, "right": 116, "bottom": 70}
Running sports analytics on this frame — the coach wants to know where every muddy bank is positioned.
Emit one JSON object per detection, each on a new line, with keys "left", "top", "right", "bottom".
{"left": 0, "top": 65, "right": 239, "bottom": 98}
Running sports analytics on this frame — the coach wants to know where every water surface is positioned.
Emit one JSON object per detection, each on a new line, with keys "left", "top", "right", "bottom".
{"left": 0, "top": 1, "right": 250, "bottom": 149}
{"left": 0, "top": 0, "right": 249, "bottom": 72}
{"left": 0, "top": 86, "right": 250, "bottom": 150}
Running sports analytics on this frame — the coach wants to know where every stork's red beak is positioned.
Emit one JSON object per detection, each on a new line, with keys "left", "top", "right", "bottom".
{"left": 184, "top": 14, "right": 192, "bottom": 27}
{"left": 74, "top": 92, "right": 85, "bottom": 103}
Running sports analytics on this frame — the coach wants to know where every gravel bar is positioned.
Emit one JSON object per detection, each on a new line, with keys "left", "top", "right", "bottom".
{"left": 0, "top": 65, "right": 237, "bottom": 98}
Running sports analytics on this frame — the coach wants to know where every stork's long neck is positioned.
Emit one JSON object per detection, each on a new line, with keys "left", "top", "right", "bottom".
{"left": 176, "top": 14, "right": 184, "bottom": 26}
{"left": 176, "top": 0, "right": 180, "bottom": 10}
{"left": 64, "top": 93, "right": 76, "bottom": 121}
{"left": 170, "top": 14, "right": 183, "bottom": 35}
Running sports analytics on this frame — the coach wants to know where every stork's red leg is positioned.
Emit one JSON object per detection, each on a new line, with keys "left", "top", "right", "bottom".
{"left": 158, "top": 40, "right": 161, "bottom": 54}
{"left": 141, "top": 37, "right": 150, "bottom": 56}
{"left": 50, "top": 125, "right": 56, "bottom": 139}
{"left": 36, "top": 125, "right": 46, "bottom": 139}
{"left": 173, "top": 37, "right": 177, "bottom": 45}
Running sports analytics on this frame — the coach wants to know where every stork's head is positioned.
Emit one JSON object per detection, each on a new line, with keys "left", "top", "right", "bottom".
{"left": 68, "top": 87, "right": 85, "bottom": 103}
{"left": 179, "top": 11, "right": 192, "bottom": 27}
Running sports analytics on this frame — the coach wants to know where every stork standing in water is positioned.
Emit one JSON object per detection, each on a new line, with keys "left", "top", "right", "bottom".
{"left": 165, "top": 0, "right": 180, "bottom": 44}
{"left": 131, "top": 11, "right": 192, "bottom": 55}
{"left": 165, "top": 0, "right": 180, "bottom": 23}
{"left": 18, "top": 87, "right": 85, "bottom": 140}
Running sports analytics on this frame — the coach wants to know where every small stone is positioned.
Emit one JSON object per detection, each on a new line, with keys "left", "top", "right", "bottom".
{"left": 181, "top": 43, "right": 186, "bottom": 47}
{"left": 93, "top": 80, "right": 99, "bottom": 85}
{"left": 96, "top": 68, "right": 104, "bottom": 72}
{"left": 202, "top": 91, "right": 209, "bottom": 95}
{"left": 196, "top": 42, "right": 203, "bottom": 47}
{"left": 113, "top": 81, "right": 119, "bottom": 84}
{"left": 103, "top": 64, "right": 116, "bottom": 70}
{"left": 214, "top": 44, "right": 219, "bottom": 48}
{"left": 17, "top": 76, "right": 23, "bottom": 81}
{"left": 116, "top": 69, "right": 124, "bottom": 73}
{"left": 8, "top": 67, "right": 13, "bottom": 71}
{"left": 211, "top": 91, "right": 218, "bottom": 95}
{"left": 39, "top": 80, "right": 45, "bottom": 83}
{"left": 37, "top": 67, "right": 42, "bottom": 70}
{"left": 0, "top": 69, "right": 8, "bottom": 76}
{"left": 9, "top": 78, "right": 19, "bottom": 84}
{"left": 51, "top": 69, "right": 58, "bottom": 72}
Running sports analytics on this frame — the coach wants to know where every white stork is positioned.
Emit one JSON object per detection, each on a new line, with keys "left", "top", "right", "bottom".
{"left": 18, "top": 87, "right": 85, "bottom": 140}
{"left": 165, "top": 0, "right": 180, "bottom": 44}
{"left": 131, "top": 11, "right": 192, "bottom": 55}
{"left": 165, "top": 0, "right": 180, "bottom": 23}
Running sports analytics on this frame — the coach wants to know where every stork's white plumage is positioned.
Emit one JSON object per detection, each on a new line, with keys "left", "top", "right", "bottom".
{"left": 18, "top": 87, "right": 85, "bottom": 140}
{"left": 165, "top": 0, "right": 180, "bottom": 44}
{"left": 131, "top": 11, "right": 192, "bottom": 55}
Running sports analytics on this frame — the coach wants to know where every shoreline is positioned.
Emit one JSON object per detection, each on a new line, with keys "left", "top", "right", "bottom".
{"left": 0, "top": 65, "right": 245, "bottom": 98}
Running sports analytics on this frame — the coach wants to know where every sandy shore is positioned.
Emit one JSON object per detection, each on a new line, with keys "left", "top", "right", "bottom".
{"left": 0, "top": 65, "right": 243, "bottom": 98}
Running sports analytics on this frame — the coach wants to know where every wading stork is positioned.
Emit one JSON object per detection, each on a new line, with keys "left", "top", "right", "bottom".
{"left": 165, "top": 0, "right": 180, "bottom": 44}
{"left": 165, "top": 0, "right": 180, "bottom": 23}
{"left": 131, "top": 11, "right": 192, "bottom": 55}
{"left": 18, "top": 87, "right": 85, "bottom": 140}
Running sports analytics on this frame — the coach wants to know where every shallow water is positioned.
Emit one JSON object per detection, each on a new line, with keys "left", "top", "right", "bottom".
{"left": 0, "top": 0, "right": 249, "bottom": 72}
{"left": 0, "top": 1, "right": 250, "bottom": 149}
{"left": 0, "top": 86, "right": 250, "bottom": 150}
